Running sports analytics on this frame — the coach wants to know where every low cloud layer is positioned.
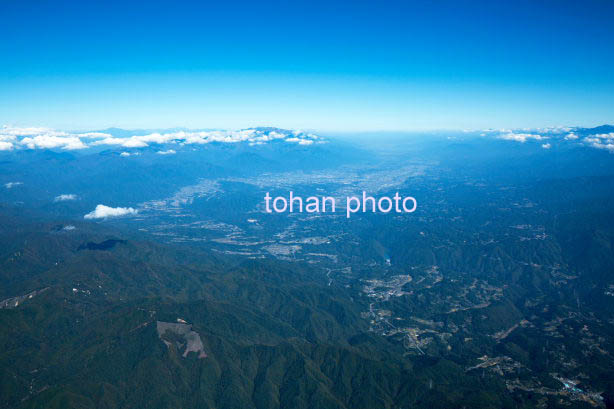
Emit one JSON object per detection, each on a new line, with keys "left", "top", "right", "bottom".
{"left": 84, "top": 204, "right": 138, "bottom": 219}
{"left": 3, "top": 125, "right": 613, "bottom": 154}
{"left": 1, "top": 126, "right": 322, "bottom": 151}
{"left": 494, "top": 127, "right": 614, "bottom": 153}
{"left": 584, "top": 133, "right": 614, "bottom": 152}
{"left": 90, "top": 129, "right": 321, "bottom": 148}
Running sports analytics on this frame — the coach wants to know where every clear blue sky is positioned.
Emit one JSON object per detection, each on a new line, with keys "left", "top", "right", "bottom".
{"left": 1, "top": 0, "right": 613, "bottom": 131}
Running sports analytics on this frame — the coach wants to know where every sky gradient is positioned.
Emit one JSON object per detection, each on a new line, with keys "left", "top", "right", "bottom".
{"left": 1, "top": 0, "right": 613, "bottom": 131}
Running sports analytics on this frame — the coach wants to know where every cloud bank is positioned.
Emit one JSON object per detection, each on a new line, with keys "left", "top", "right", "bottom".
{"left": 1, "top": 126, "right": 322, "bottom": 151}
{"left": 493, "top": 127, "right": 614, "bottom": 153}
{"left": 4, "top": 124, "right": 613, "bottom": 154}
{"left": 584, "top": 133, "right": 614, "bottom": 152}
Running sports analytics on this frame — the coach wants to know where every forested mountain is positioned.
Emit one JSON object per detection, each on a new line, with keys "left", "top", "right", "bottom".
{"left": 2, "top": 126, "right": 614, "bottom": 408}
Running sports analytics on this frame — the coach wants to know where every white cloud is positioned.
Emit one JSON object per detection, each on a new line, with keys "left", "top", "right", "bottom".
{"left": 20, "top": 134, "right": 87, "bottom": 150}
{"left": 0, "top": 126, "right": 104, "bottom": 151}
{"left": 157, "top": 149, "right": 176, "bottom": 155}
{"left": 92, "top": 137, "right": 125, "bottom": 146}
{"left": 1, "top": 126, "right": 54, "bottom": 136}
{"left": 92, "top": 137, "right": 147, "bottom": 148}
{"left": 587, "top": 141, "right": 614, "bottom": 152}
{"left": 93, "top": 133, "right": 180, "bottom": 148}
{"left": 498, "top": 132, "right": 546, "bottom": 143}
{"left": 5, "top": 182, "right": 22, "bottom": 189}
{"left": 139, "top": 132, "right": 179, "bottom": 144}
{"left": 564, "top": 133, "right": 578, "bottom": 140}
{"left": 92, "top": 128, "right": 321, "bottom": 147}
{"left": 54, "top": 194, "right": 77, "bottom": 202}
{"left": 122, "top": 138, "right": 148, "bottom": 148}
{"left": 582, "top": 133, "right": 614, "bottom": 152}
{"left": 285, "top": 137, "right": 314, "bottom": 145}
{"left": 77, "top": 132, "right": 112, "bottom": 139}
{"left": 84, "top": 204, "right": 138, "bottom": 219}
{"left": 1, "top": 126, "right": 323, "bottom": 151}
{"left": 541, "top": 143, "right": 551, "bottom": 149}
{"left": 267, "top": 131, "right": 287, "bottom": 140}
{"left": 536, "top": 126, "right": 571, "bottom": 134}
{"left": 593, "top": 132, "right": 614, "bottom": 139}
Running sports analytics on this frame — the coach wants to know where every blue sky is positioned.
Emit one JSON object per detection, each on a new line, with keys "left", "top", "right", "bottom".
{"left": 1, "top": 0, "right": 613, "bottom": 131}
